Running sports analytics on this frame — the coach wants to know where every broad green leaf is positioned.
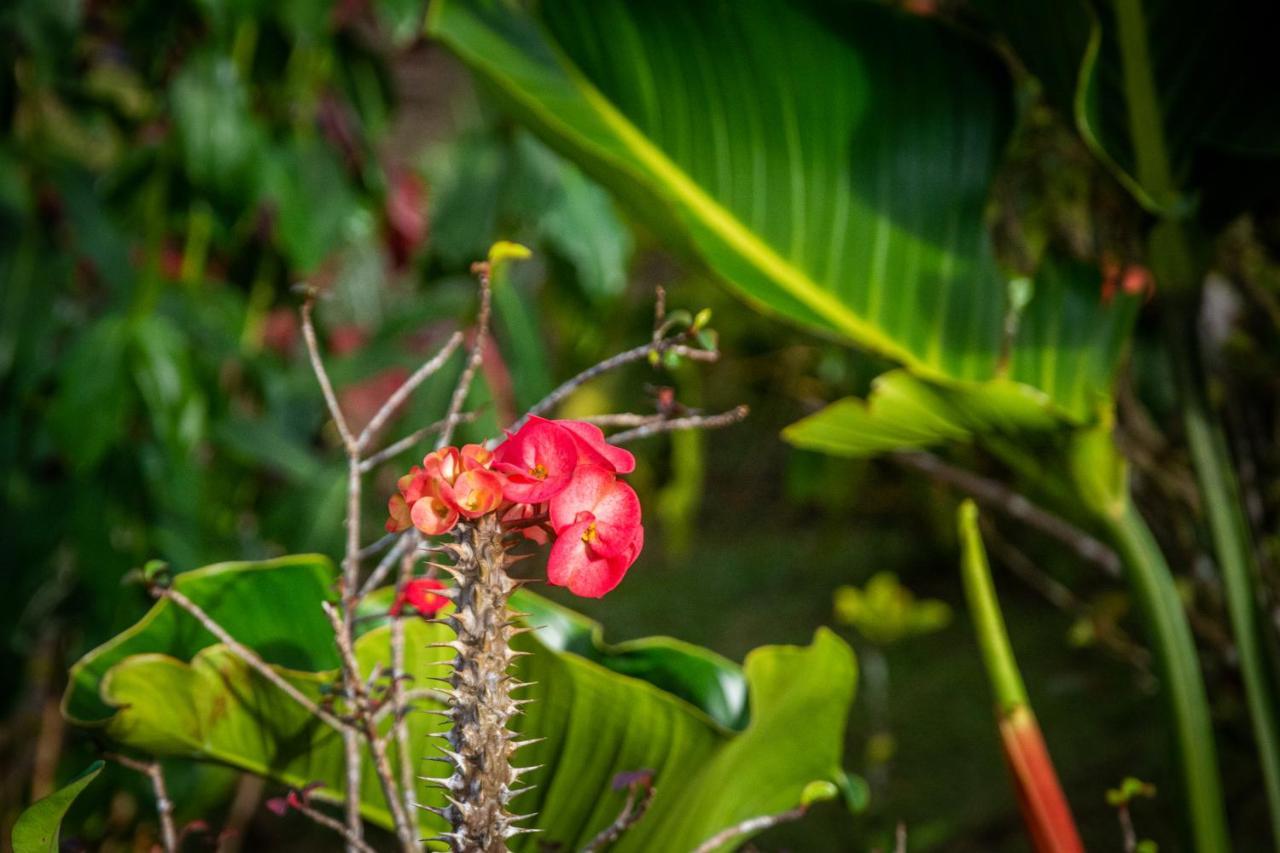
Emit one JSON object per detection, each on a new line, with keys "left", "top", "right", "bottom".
{"left": 11, "top": 761, "right": 103, "bottom": 853}
{"left": 429, "top": 0, "right": 1015, "bottom": 383}
{"left": 430, "top": 0, "right": 1140, "bottom": 443}
{"left": 65, "top": 557, "right": 856, "bottom": 851}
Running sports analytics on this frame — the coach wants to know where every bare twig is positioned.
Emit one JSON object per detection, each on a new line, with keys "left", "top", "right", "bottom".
{"left": 390, "top": 547, "right": 417, "bottom": 828}
{"left": 894, "top": 821, "right": 908, "bottom": 853}
{"left": 360, "top": 533, "right": 418, "bottom": 597}
{"left": 438, "top": 265, "right": 493, "bottom": 450}
{"left": 512, "top": 343, "right": 719, "bottom": 432}
{"left": 575, "top": 413, "right": 664, "bottom": 428}
{"left": 979, "top": 519, "right": 1153, "bottom": 678}
{"left": 357, "top": 531, "right": 399, "bottom": 561}
{"left": 609, "top": 405, "right": 749, "bottom": 445}
{"left": 358, "top": 411, "right": 481, "bottom": 474}
{"left": 292, "top": 801, "right": 379, "bottom": 853}
{"left": 690, "top": 804, "right": 809, "bottom": 853}
{"left": 322, "top": 602, "right": 417, "bottom": 852}
{"left": 301, "top": 297, "right": 357, "bottom": 454}
{"left": 891, "top": 450, "right": 1122, "bottom": 578}
{"left": 300, "top": 296, "right": 365, "bottom": 850}
{"left": 581, "top": 781, "right": 657, "bottom": 852}
{"left": 156, "top": 587, "right": 348, "bottom": 731}
{"left": 356, "top": 332, "right": 464, "bottom": 452}
{"left": 104, "top": 752, "right": 178, "bottom": 853}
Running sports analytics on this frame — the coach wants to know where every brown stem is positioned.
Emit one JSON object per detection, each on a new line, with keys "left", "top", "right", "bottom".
{"left": 608, "top": 405, "right": 749, "bottom": 445}
{"left": 300, "top": 297, "right": 365, "bottom": 850}
{"left": 689, "top": 804, "right": 809, "bottom": 853}
{"left": 391, "top": 547, "right": 419, "bottom": 832}
{"left": 157, "top": 587, "right": 348, "bottom": 731}
{"left": 580, "top": 783, "right": 656, "bottom": 853}
{"left": 426, "top": 514, "right": 533, "bottom": 851}
{"left": 357, "top": 332, "right": 464, "bottom": 452}
{"left": 438, "top": 267, "right": 493, "bottom": 450}
{"left": 322, "top": 603, "right": 418, "bottom": 852}
{"left": 293, "top": 801, "right": 379, "bottom": 853}
{"left": 104, "top": 753, "right": 178, "bottom": 853}
{"left": 891, "top": 451, "right": 1122, "bottom": 578}
{"left": 511, "top": 342, "right": 718, "bottom": 432}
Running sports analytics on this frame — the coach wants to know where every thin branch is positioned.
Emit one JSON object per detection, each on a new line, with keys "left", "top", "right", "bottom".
{"left": 356, "top": 332, "right": 464, "bottom": 452}
{"left": 104, "top": 752, "right": 177, "bottom": 853}
{"left": 581, "top": 783, "right": 657, "bottom": 852}
{"left": 894, "top": 821, "right": 908, "bottom": 853}
{"left": 358, "top": 411, "right": 481, "bottom": 474}
{"left": 301, "top": 295, "right": 365, "bottom": 849}
{"left": 360, "top": 533, "right": 417, "bottom": 597}
{"left": 293, "top": 801, "right": 379, "bottom": 853}
{"left": 690, "top": 804, "right": 809, "bottom": 853}
{"left": 372, "top": 687, "right": 453, "bottom": 724}
{"left": 322, "top": 603, "right": 418, "bottom": 853}
{"left": 575, "top": 413, "right": 663, "bottom": 428}
{"left": 512, "top": 342, "right": 719, "bottom": 432}
{"left": 391, "top": 547, "right": 417, "bottom": 829}
{"left": 301, "top": 297, "right": 357, "bottom": 454}
{"left": 891, "top": 450, "right": 1122, "bottom": 578}
{"left": 438, "top": 265, "right": 493, "bottom": 449}
{"left": 608, "top": 405, "right": 749, "bottom": 445}
{"left": 357, "top": 531, "right": 398, "bottom": 561}
{"left": 156, "top": 587, "right": 348, "bottom": 731}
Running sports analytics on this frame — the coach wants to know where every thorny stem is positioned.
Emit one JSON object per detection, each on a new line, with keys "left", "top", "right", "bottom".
{"left": 105, "top": 752, "right": 177, "bottom": 853}
{"left": 689, "top": 804, "right": 809, "bottom": 853}
{"left": 424, "top": 514, "right": 533, "bottom": 851}
{"left": 323, "top": 602, "right": 418, "bottom": 852}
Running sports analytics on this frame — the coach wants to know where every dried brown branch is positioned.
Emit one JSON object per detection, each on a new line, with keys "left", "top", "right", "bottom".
{"left": 390, "top": 547, "right": 418, "bottom": 829}
{"left": 890, "top": 450, "right": 1122, "bottom": 578}
{"left": 575, "top": 412, "right": 664, "bottom": 428}
{"left": 608, "top": 405, "right": 749, "bottom": 445}
{"left": 356, "top": 332, "right": 464, "bottom": 452}
{"left": 580, "top": 780, "right": 657, "bottom": 853}
{"left": 690, "top": 804, "right": 809, "bottom": 853}
{"left": 322, "top": 602, "right": 417, "bottom": 852}
{"left": 359, "top": 411, "right": 482, "bottom": 474}
{"left": 156, "top": 587, "right": 348, "bottom": 731}
{"left": 438, "top": 265, "right": 493, "bottom": 450}
{"left": 511, "top": 342, "right": 719, "bottom": 432}
{"left": 292, "top": 800, "right": 379, "bottom": 853}
{"left": 300, "top": 296, "right": 366, "bottom": 849}
{"left": 104, "top": 752, "right": 178, "bottom": 853}
{"left": 301, "top": 297, "right": 357, "bottom": 454}
{"left": 360, "top": 533, "right": 420, "bottom": 598}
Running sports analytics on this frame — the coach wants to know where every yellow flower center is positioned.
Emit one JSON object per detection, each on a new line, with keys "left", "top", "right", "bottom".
{"left": 581, "top": 522, "right": 597, "bottom": 543}
{"left": 529, "top": 463, "right": 547, "bottom": 480}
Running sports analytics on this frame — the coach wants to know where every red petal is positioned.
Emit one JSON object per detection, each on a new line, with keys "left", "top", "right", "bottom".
{"left": 546, "top": 520, "right": 629, "bottom": 597}
{"left": 559, "top": 419, "right": 636, "bottom": 474}
{"left": 549, "top": 466, "right": 641, "bottom": 550}
{"left": 410, "top": 496, "right": 458, "bottom": 536}
{"left": 493, "top": 418, "right": 577, "bottom": 503}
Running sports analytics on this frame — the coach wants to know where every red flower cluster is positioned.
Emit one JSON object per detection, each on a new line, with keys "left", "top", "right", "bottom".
{"left": 386, "top": 417, "right": 643, "bottom": 597}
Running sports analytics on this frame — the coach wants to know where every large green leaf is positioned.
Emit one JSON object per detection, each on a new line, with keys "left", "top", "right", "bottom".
{"left": 429, "top": 0, "right": 1015, "bottom": 383}
{"left": 64, "top": 558, "right": 856, "bottom": 851}
{"left": 429, "top": 0, "right": 1140, "bottom": 436}
{"left": 11, "top": 761, "right": 104, "bottom": 853}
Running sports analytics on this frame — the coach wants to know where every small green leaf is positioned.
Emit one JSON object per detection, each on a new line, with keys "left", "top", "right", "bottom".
{"left": 12, "top": 761, "right": 103, "bottom": 853}
{"left": 487, "top": 240, "right": 532, "bottom": 264}
{"left": 800, "top": 780, "right": 838, "bottom": 807}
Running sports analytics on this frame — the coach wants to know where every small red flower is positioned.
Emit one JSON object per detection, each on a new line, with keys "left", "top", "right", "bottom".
{"left": 546, "top": 464, "right": 643, "bottom": 597}
{"left": 390, "top": 578, "right": 451, "bottom": 617}
{"left": 410, "top": 491, "right": 459, "bottom": 536}
{"left": 444, "top": 468, "right": 505, "bottom": 519}
{"left": 492, "top": 418, "right": 578, "bottom": 503}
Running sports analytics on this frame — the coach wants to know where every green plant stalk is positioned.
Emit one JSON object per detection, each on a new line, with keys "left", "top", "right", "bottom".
{"left": 957, "top": 501, "right": 1083, "bottom": 853}
{"left": 1101, "top": 500, "right": 1229, "bottom": 852}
